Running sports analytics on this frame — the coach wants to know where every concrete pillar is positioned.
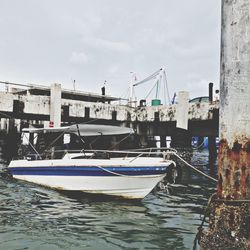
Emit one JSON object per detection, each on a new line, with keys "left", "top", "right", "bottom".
{"left": 176, "top": 91, "right": 189, "bottom": 130}
{"left": 44, "top": 121, "right": 50, "bottom": 128}
{"left": 218, "top": 0, "right": 250, "bottom": 200}
{"left": 170, "top": 128, "right": 192, "bottom": 148}
{"left": 6, "top": 118, "right": 19, "bottom": 161}
{"left": 208, "top": 136, "right": 217, "bottom": 176}
{"left": 15, "top": 119, "right": 21, "bottom": 133}
{"left": 139, "top": 135, "right": 148, "bottom": 148}
{"left": 0, "top": 118, "right": 7, "bottom": 131}
{"left": 160, "top": 136, "right": 167, "bottom": 148}
{"left": 200, "top": 1, "right": 250, "bottom": 248}
{"left": 50, "top": 83, "right": 62, "bottom": 127}
{"left": 8, "top": 118, "right": 15, "bottom": 133}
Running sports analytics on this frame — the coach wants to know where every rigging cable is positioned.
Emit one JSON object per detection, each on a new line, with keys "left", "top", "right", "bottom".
{"left": 133, "top": 68, "right": 162, "bottom": 87}
{"left": 163, "top": 70, "right": 171, "bottom": 104}
{"left": 145, "top": 81, "right": 159, "bottom": 100}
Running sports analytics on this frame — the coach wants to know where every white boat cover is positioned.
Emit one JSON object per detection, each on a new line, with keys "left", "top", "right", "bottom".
{"left": 22, "top": 124, "right": 134, "bottom": 136}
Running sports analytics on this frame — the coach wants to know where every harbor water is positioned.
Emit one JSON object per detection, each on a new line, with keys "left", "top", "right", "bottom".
{"left": 0, "top": 149, "right": 216, "bottom": 250}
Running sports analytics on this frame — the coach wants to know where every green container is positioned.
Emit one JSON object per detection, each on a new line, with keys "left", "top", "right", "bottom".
{"left": 151, "top": 99, "right": 161, "bottom": 106}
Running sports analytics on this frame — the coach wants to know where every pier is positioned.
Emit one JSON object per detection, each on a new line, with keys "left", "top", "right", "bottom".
{"left": 0, "top": 81, "right": 219, "bottom": 148}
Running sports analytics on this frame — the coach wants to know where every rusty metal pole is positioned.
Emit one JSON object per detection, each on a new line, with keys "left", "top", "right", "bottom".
{"left": 200, "top": 0, "right": 250, "bottom": 248}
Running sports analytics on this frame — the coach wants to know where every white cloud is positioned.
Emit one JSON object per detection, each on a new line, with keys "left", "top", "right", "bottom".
{"left": 81, "top": 38, "right": 131, "bottom": 53}
{"left": 108, "top": 65, "right": 120, "bottom": 75}
{"left": 69, "top": 52, "right": 89, "bottom": 64}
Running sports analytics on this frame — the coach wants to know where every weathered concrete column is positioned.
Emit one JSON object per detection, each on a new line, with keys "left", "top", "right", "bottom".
{"left": 0, "top": 118, "right": 7, "bottom": 131}
{"left": 208, "top": 136, "right": 217, "bottom": 175}
{"left": 160, "top": 136, "right": 167, "bottom": 148}
{"left": 200, "top": 1, "right": 250, "bottom": 248}
{"left": 176, "top": 91, "right": 189, "bottom": 130}
{"left": 50, "top": 83, "right": 61, "bottom": 127}
{"left": 218, "top": 0, "right": 250, "bottom": 200}
{"left": 171, "top": 91, "right": 192, "bottom": 148}
{"left": 170, "top": 128, "right": 192, "bottom": 148}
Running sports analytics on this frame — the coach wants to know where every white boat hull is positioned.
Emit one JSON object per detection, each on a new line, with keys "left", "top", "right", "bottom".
{"left": 8, "top": 157, "right": 172, "bottom": 199}
{"left": 11, "top": 175, "right": 165, "bottom": 199}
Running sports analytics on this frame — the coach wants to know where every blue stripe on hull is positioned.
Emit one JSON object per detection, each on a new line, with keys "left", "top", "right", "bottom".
{"left": 9, "top": 166, "right": 168, "bottom": 176}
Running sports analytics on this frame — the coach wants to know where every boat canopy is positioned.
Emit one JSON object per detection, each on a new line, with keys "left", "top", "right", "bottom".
{"left": 22, "top": 124, "right": 134, "bottom": 136}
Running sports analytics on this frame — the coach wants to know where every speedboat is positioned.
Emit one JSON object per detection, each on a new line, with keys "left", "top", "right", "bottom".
{"left": 8, "top": 124, "right": 175, "bottom": 199}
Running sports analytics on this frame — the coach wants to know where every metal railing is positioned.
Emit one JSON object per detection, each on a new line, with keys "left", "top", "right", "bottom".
{"left": 20, "top": 147, "right": 177, "bottom": 161}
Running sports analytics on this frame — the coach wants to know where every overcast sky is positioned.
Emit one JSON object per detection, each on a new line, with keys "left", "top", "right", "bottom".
{"left": 0, "top": 0, "right": 221, "bottom": 101}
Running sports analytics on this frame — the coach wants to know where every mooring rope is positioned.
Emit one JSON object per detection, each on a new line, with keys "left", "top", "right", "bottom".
{"left": 171, "top": 152, "right": 218, "bottom": 183}
{"left": 192, "top": 140, "right": 205, "bottom": 150}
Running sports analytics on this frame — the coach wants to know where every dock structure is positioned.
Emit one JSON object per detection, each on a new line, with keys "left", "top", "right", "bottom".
{"left": 0, "top": 81, "right": 219, "bottom": 147}
{"left": 200, "top": 0, "right": 250, "bottom": 249}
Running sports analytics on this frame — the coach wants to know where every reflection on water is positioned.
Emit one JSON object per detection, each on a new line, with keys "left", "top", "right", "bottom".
{"left": 0, "top": 149, "right": 216, "bottom": 250}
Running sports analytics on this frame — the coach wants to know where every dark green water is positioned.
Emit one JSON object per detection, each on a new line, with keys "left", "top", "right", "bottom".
{"left": 0, "top": 150, "right": 216, "bottom": 250}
